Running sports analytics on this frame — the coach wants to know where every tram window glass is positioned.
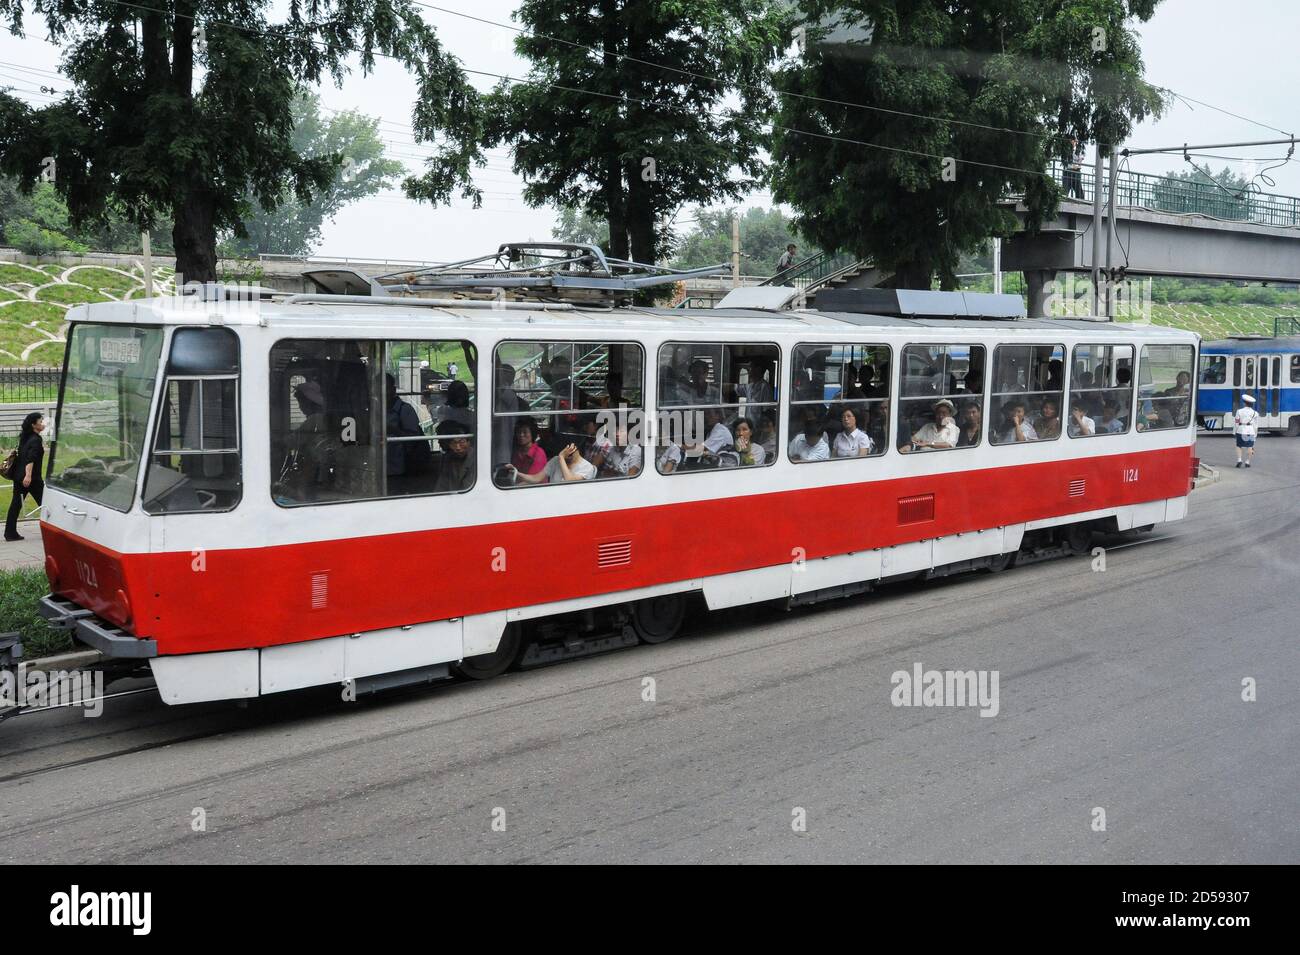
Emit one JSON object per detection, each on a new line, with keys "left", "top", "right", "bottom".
{"left": 656, "top": 342, "right": 779, "bottom": 473}
{"left": 383, "top": 339, "right": 477, "bottom": 497}
{"left": 270, "top": 339, "right": 384, "bottom": 505}
{"left": 48, "top": 323, "right": 165, "bottom": 512}
{"left": 788, "top": 343, "right": 890, "bottom": 461}
{"left": 1292, "top": 356, "right": 1300, "bottom": 383}
{"left": 990, "top": 344, "right": 1065, "bottom": 444}
{"left": 1068, "top": 344, "right": 1134, "bottom": 437}
{"left": 492, "top": 341, "right": 645, "bottom": 487}
{"left": 1137, "top": 344, "right": 1195, "bottom": 431}
{"left": 897, "top": 343, "right": 985, "bottom": 452}
{"left": 1245, "top": 358, "right": 1255, "bottom": 388}
{"left": 1200, "top": 354, "right": 1227, "bottom": 384}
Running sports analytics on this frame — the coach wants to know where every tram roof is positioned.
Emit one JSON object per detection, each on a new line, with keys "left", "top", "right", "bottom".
{"left": 70, "top": 298, "right": 1199, "bottom": 341}
{"left": 1201, "top": 336, "right": 1300, "bottom": 354}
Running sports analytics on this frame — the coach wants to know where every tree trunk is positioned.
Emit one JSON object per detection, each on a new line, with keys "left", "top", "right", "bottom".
{"left": 603, "top": 156, "right": 629, "bottom": 260}
{"left": 173, "top": 190, "right": 218, "bottom": 284}
{"left": 625, "top": 158, "right": 656, "bottom": 266}
{"left": 169, "top": 1, "right": 218, "bottom": 283}
{"left": 888, "top": 260, "right": 934, "bottom": 291}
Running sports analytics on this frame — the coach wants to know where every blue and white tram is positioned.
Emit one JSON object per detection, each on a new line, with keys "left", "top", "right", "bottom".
{"left": 1196, "top": 337, "right": 1300, "bottom": 435}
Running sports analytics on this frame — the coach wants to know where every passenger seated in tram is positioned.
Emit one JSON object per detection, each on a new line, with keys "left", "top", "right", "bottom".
{"left": 512, "top": 441, "right": 595, "bottom": 484}
{"left": 1096, "top": 399, "right": 1124, "bottom": 433}
{"left": 867, "top": 399, "right": 890, "bottom": 450}
{"left": 682, "top": 406, "right": 734, "bottom": 466}
{"left": 995, "top": 399, "right": 1038, "bottom": 443}
{"left": 440, "top": 380, "right": 475, "bottom": 432}
{"left": 1067, "top": 400, "right": 1095, "bottom": 437}
{"left": 788, "top": 408, "right": 830, "bottom": 461}
{"left": 956, "top": 400, "right": 982, "bottom": 447}
{"left": 603, "top": 421, "right": 643, "bottom": 477}
{"left": 902, "top": 398, "right": 958, "bottom": 451}
{"left": 579, "top": 415, "right": 613, "bottom": 471}
{"left": 730, "top": 417, "right": 765, "bottom": 466}
{"left": 657, "top": 441, "right": 683, "bottom": 474}
{"left": 832, "top": 407, "right": 873, "bottom": 457}
{"left": 1034, "top": 398, "right": 1062, "bottom": 440}
{"left": 506, "top": 418, "right": 547, "bottom": 480}
{"left": 431, "top": 419, "right": 475, "bottom": 493}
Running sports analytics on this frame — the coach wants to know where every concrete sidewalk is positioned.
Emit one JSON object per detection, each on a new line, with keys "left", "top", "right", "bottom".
{"left": 1, "top": 522, "right": 44, "bottom": 571}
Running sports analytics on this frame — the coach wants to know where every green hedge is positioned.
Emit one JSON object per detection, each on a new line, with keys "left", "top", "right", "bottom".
{"left": 0, "top": 566, "right": 68, "bottom": 658}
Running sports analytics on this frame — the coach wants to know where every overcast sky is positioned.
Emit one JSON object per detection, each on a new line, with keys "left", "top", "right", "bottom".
{"left": 1, "top": 0, "right": 1296, "bottom": 263}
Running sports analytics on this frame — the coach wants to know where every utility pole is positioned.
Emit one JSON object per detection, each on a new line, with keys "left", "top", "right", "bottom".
{"left": 142, "top": 232, "right": 154, "bottom": 298}
{"left": 1105, "top": 148, "right": 1118, "bottom": 319}
{"left": 991, "top": 236, "right": 1002, "bottom": 294}
{"left": 1091, "top": 144, "right": 1104, "bottom": 316}
{"left": 731, "top": 212, "right": 741, "bottom": 288}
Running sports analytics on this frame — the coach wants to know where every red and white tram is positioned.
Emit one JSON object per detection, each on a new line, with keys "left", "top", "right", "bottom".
{"left": 36, "top": 286, "right": 1199, "bottom": 705}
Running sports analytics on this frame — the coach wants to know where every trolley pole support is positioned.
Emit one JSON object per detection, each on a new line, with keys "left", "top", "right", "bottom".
{"left": 731, "top": 212, "right": 741, "bottom": 288}
{"left": 1106, "top": 146, "right": 1118, "bottom": 319}
{"left": 1091, "top": 144, "right": 1104, "bottom": 317}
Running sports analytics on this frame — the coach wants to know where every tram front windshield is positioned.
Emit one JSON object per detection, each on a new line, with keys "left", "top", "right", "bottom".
{"left": 48, "top": 323, "right": 164, "bottom": 512}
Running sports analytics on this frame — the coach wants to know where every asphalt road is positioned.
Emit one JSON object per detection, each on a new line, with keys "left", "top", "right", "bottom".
{"left": 2, "top": 434, "right": 1296, "bottom": 864}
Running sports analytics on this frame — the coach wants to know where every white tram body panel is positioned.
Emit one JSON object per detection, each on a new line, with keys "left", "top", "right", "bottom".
{"left": 36, "top": 297, "right": 1200, "bottom": 704}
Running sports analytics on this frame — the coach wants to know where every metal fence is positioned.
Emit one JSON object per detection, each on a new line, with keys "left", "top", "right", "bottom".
{"left": 1050, "top": 161, "right": 1300, "bottom": 228}
{"left": 0, "top": 366, "right": 62, "bottom": 405}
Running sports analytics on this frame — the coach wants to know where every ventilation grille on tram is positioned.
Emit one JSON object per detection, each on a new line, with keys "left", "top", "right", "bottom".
{"left": 311, "top": 572, "right": 329, "bottom": 610}
{"left": 1068, "top": 479, "right": 1087, "bottom": 499}
{"left": 897, "top": 494, "right": 936, "bottom": 525}
{"left": 597, "top": 539, "right": 633, "bottom": 569}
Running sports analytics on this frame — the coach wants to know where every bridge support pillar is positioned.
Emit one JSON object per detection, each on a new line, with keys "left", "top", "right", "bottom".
{"left": 1024, "top": 269, "right": 1056, "bottom": 318}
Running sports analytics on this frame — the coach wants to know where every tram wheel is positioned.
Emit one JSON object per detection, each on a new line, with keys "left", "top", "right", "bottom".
{"left": 630, "top": 594, "right": 687, "bottom": 645}
{"left": 1065, "top": 524, "right": 1092, "bottom": 555}
{"left": 453, "top": 624, "right": 523, "bottom": 680}
{"left": 985, "top": 552, "right": 1016, "bottom": 573}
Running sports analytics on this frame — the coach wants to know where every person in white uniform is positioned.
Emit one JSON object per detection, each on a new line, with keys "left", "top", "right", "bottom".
{"left": 832, "top": 407, "right": 874, "bottom": 457}
{"left": 1234, "top": 393, "right": 1259, "bottom": 468}
{"left": 789, "top": 410, "right": 830, "bottom": 461}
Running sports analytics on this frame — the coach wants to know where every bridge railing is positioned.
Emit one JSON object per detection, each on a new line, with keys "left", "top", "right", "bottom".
{"left": 761, "top": 250, "right": 860, "bottom": 288}
{"left": 1047, "top": 161, "right": 1300, "bottom": 228}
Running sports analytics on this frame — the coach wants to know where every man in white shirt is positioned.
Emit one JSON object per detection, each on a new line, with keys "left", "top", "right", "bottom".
{"left": 1234, "top": 393, "right": 1259, "bottom": 468}
{"left": 788, "top": 411, "right": 830, "bottom": 461}
{"left": 1067, "top": 400, "right": 1095, "bottom": 437}
{"left": 657, "top": 442, "right": 683, "bottom": 474}
{"left": 905, "top": 399, "right": 959, "bottom": 451}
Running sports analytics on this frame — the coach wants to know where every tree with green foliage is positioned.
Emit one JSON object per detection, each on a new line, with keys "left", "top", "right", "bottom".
{"left": 0, "top": 1, "right": 485, "bottom": 281}
{"left": 486, "top": 0, "right": 791, "bottom": 265}
{"left": 671, "top": 206, "right": 816, "bottom": 273}
{"left": 551, "top": 206, "right": 610, "bottom": 250}
{"left": 2, "top": 181, "right": 86, "bottom": 254}
{"left": 223, "top": 92, "right": 404, "bottom": 257}
{"left": 1152, "top": 165, "right": 1252, "bottom": 219}
{"left": 771, "top": 1, "right": 1166, "bottom": 289}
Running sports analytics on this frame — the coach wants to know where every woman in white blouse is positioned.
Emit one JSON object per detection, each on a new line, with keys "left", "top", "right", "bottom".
{"left": 832, "top": 407, "right": 874, "bottom": 458}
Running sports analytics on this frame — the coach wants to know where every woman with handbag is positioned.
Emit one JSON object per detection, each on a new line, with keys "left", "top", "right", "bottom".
{"left": 5, "top": 412, "right": 46, "bottom": 541}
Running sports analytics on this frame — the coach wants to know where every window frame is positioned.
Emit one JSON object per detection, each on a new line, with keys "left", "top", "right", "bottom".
{"left": 1067, "top": 342, "right": 1135, "bottom": 439}
{"left": 1136, "top": 343, "right": 1196, "bottom": 433}
{"left": 268, "top": 337, "right": 478, "bottom": 508}
{"left": 788, "top": 341, "right": 892, "bottom": 464}
{"left": 492, "top": 339, "right": 647, "bottom": 490}
{"left": 655, "top": 340, "right": 781, "bottom": 476}
{"left": 896, "top": 341, "right": 987, "bottom": 453}
{"left": 143, "top": 372, "right": 243, "bottom": 515}
{"left": 988, "top": 343, "right": 1066, "bottom": 446}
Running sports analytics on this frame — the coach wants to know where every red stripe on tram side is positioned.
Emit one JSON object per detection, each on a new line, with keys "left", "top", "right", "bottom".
{"left": 45, "top": 446, "right": 1193, "bottom": 656}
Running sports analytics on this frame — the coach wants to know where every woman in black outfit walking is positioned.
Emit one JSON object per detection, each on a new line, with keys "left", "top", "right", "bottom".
{"left": 5, "top": 412, "right": 46, "bottom": 541}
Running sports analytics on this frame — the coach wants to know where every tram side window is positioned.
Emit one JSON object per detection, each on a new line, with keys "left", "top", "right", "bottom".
{"left": 1200, "top": 355, "right": 1227, "bottom": 385}
{"left": 657, "top": 342, "right": 779, "bottom": 473}
{"left": 1292, "top": 356, "right": 1300, "bottom": 384}
{"left": 492, "top": 341, "right": 644, "bottom": 487}
{"left": 270, "top": 339, "right": 384, "bottom": 505}
{"left": 990, "top": 344, "right": 1065, "bottom": 444}
{"left": 788, "top": 343, "right": 890, "bottom": 461}
{"left": 1137, "top": 344, "right": 1195, "bottom": 431}
{"left": 897, "top": 343, "right": 985, "bottom": 452}
{"left": 384, "top": 339, "right": 477, "bottom": 497}
{"left": 1068, "top": 344, "right": 1134, "bottom": 437}
{"left": 143, "top": 327, "right": 242, "bottom": 514}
